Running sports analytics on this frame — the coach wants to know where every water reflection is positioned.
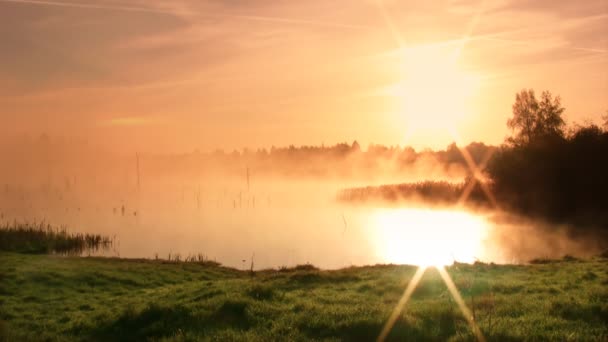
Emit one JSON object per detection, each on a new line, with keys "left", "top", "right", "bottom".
{"left": 371, "top": 208, "right": 489, "bottom": 266}
{"left": 1, "top": 180, "right": 597, "bottom": 269}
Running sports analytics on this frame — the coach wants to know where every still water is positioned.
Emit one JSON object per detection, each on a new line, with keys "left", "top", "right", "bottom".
{"left": 0, "top": 180, "right": 592, "bottom": 269}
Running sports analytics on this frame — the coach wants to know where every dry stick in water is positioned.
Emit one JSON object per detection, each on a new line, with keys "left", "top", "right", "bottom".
{"left": 136, "top": 153, "right": 141, "bottom": 194}
{"left": 246, "top": 167, "right": 250, "bottom": 192}
{"left": 250, "top": 253, "right": 255, "bottom": 275}
{"left": 197, "top": 186, "right": 201, "bottom": 210}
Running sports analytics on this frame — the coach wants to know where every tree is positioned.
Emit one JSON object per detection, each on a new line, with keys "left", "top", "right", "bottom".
{"left": 602, "top": 111, "right": 608, "bottom": 131}
{"left": 507, "top": 89, "right": 565, "bottom": 145}
{"left": 508, "top": 89, "right": 538, "bottom": 144}
{"left": 536, "top": 91, "right": 565, "bottom": 137}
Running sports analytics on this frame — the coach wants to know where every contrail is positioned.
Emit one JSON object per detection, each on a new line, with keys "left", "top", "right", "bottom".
{"left": 0, "top": 0, "right": 375, "bottom": 30}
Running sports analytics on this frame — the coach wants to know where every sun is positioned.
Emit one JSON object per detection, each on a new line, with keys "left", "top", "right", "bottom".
{"left": 371, "top": 208, "right": 488, "bottom": 267}
{"left": 389, "top": 45, "right": 480, "bottom": 136}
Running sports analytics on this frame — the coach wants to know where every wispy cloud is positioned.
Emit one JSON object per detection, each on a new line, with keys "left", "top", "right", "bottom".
{"left": 0, "top": 0, "right": 375, "bottom": 29}
{"left": 1, "top": 0, "right": 606, "bottom": 151}
{"left": 98, "top": 116, "right": 165, "bottom": 127}
{"left": 0, "top": 0, "right": 185, "bottom": 15}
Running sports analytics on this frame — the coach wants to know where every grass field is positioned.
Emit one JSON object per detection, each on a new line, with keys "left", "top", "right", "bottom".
{"left": 0, "top": 253, "right": 607, "bottom": 341}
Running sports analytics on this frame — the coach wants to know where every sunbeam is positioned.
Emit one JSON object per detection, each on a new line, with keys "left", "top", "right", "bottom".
{"left": 378, "top": 266, "right": 488, "bottom": 342}
{"left": 375, "top": 0, "right": 487, "bottom": 146}
{"left": 377, "top": 266, "right": 427, "bottom": 342}
{"left": 452, "top": 0, "right": 487, "bottom": 61}
{"left": 375, "top": 3, "right": 494, "bottom": 339}
{"left": 453, "top": 135, "right": 499, "bottom": 208}
{"left": 375, "top": 0, "right": 405, "bottom": 48}
{"left": 448, "top": 129, "right": 498, "bottom": 208}
{"left": 437, "top": 266, "right": 486, "bottom": 342}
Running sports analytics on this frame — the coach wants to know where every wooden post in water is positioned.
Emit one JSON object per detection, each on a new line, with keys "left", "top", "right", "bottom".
{"left": 197, "top": 186, "right": 201, "bottom": 210}
{"left": 135, "top": 152, "right": 141, "bottom": 222}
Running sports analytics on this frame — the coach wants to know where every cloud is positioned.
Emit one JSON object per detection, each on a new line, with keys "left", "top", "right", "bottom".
{"left": 494, "top": 0, "right": 607, "bottom": 19}
{"left": 98, "top": 116, "right": 165, "bottom": 127}
{"left": 1, "top": 0, "right": 606, "bottom": 152}
{"left": 0, "top": 0, "right": 375, "bottom": 29}
{"left": 0, "top": 0, "right": 188, "bottom": 16}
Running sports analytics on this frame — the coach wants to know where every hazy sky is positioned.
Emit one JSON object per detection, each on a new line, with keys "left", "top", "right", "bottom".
{"left": 1, "top": 0, "right": 607, "bottom": 152}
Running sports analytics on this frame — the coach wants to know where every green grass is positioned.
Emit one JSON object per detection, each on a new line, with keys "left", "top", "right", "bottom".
{"left": 0, "top": 253, "right": 606, "bottom": 341}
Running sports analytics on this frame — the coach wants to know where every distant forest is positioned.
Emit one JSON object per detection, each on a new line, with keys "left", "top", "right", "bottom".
{"left": 0, "top": 135, "right": 494, "bottom": 185}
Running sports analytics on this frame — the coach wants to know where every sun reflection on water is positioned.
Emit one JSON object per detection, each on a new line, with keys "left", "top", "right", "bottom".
{"left": 372, "top": 208, "right": 489, "bottom": 266}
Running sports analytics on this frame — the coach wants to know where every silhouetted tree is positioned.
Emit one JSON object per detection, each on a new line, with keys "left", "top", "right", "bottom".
{"left": 507, "top": 89, "right": 565, "bottom": 145}
{"left": 488, "top": 90, "right": 608, "bottom": 236}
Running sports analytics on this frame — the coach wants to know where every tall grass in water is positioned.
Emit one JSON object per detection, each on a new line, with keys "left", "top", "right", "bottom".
{"left": 0, "top": 221, "right": 112, "bottom": 255}
{"left": 337, "top": 180, "right": 489, "bottom": 207}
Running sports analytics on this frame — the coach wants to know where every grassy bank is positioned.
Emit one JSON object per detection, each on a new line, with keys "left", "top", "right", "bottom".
{"left": 1, "top": 253, "right": 606, "bottom": 341}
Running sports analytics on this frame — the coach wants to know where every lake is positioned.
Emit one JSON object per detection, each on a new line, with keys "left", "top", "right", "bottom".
{"left": 0, "top": 179, "right": 594, "bottom": 269}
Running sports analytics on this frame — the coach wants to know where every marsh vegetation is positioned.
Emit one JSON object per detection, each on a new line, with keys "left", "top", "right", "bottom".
{"left": 0, "top": 222, "right": 112, "bottom": 255}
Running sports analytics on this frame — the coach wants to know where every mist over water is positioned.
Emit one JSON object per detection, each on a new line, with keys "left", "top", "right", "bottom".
{"left": 1, "top": 174, "right": 600, "bottom": 269}
{"left": 0, "top": 138, "right": 602, "bottom": 268}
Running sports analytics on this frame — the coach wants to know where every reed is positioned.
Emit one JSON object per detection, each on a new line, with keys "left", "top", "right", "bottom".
{"left": 337, "top": 180, "right": 489, "bottom": 207}
{"left": 0, "top": 221, "right": 112, "bottom": 255}
{"left": 160, "top": 252, "right": 219, "bottom": 266}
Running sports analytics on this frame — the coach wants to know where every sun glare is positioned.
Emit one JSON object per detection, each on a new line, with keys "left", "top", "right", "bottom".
{"left": 390, "top": 45, "right": 480, "bottom": 134}
{"left": 372, "top": 208, "right": 488, "bottom": 267}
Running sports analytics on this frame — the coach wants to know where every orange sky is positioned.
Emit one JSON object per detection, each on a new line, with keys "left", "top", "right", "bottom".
{"left": 1, "top": 0, "right": 607, "bottom": 153}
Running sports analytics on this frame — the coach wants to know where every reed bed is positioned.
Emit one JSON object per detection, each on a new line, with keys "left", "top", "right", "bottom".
{"left": 156, "top": 252, "right": 221, "bottom": 266}
{"left": 0, "top": 221, "right": 112, "bottom": 255}
{"left": 337, "top": 180, "right": 489, "bottom": 206}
